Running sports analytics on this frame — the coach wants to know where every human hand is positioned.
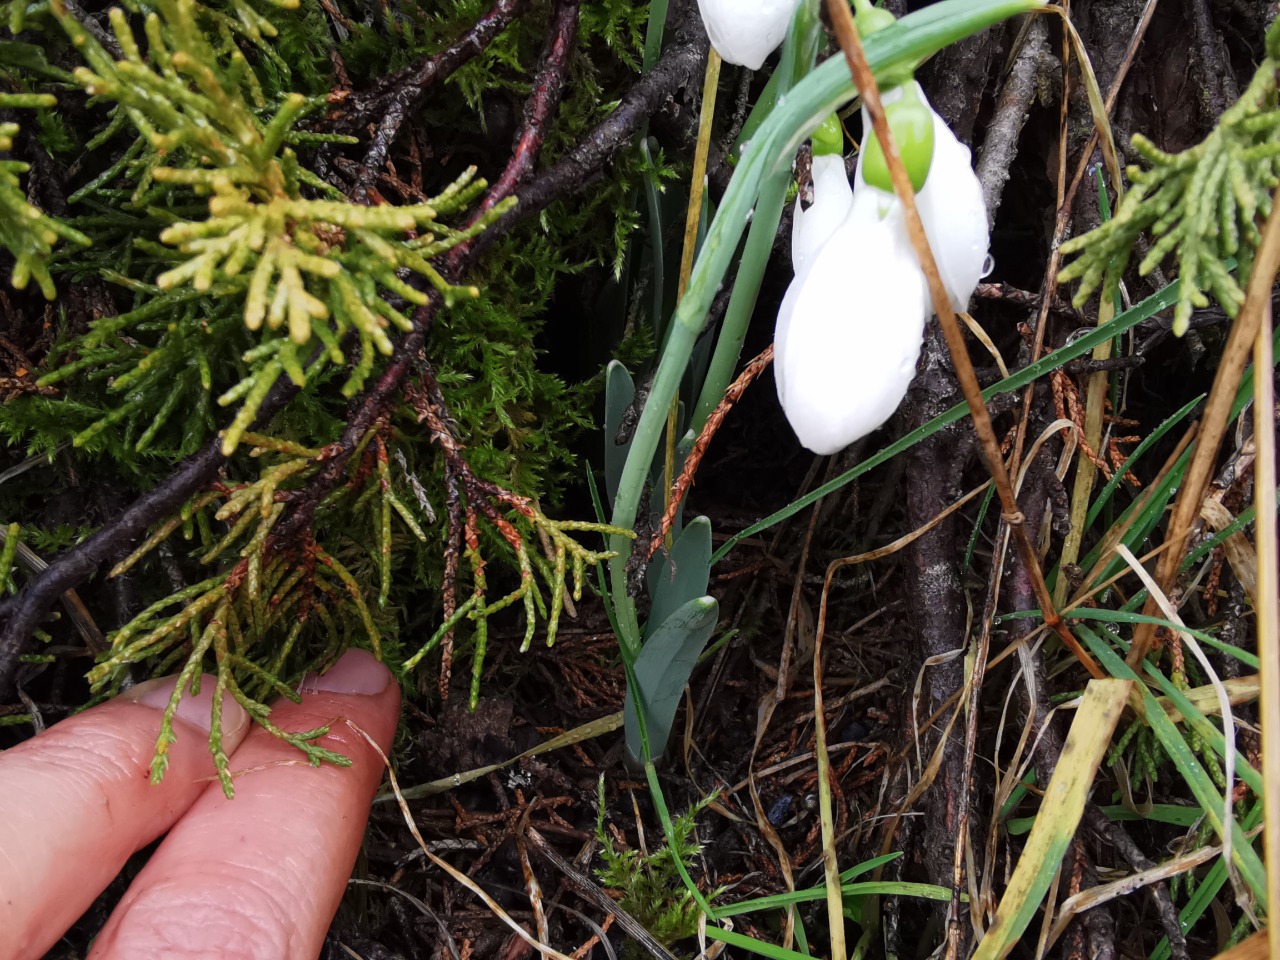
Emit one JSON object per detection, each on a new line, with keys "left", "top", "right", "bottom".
{"left": 0, "top": 648, "right": 401, "bottom": 960}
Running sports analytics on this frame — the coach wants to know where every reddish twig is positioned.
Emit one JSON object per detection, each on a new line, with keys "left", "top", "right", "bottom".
{"left": 646, "top": 345, "right": 773, "bottom": 560}
{"left": 472, "top": 0, "right": 580, "bottom": 220}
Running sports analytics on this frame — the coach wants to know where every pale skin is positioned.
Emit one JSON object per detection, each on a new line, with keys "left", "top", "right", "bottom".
{"left": 0, "top": 648, "right": 401, "bottom": 960}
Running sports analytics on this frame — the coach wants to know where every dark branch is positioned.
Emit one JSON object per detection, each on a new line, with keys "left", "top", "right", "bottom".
{"left": 0, "top": 381, "right": 299, "bottom": 693}
{"left": 342, "top": 0, "right": 529, "bottom": 200}
{"left": 336, "top": 0, "right": 528, "bottom": 136}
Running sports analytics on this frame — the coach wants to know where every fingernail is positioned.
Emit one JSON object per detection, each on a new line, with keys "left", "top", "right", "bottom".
{"left": 301, "top": 648, "right": 391, "bottom": 697}
{"left": 121, "top": 674, "right": 249, "bottom": 740}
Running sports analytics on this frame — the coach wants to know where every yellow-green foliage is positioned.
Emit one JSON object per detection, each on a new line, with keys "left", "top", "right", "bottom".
{"left": 0, "top": 0, "right": 653, "bottom": 769}
{"left": 1060, "top": 17, "right": 1280, "bottom": 335}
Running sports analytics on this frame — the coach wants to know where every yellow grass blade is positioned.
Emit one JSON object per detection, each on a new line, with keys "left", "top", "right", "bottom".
{"left": 972, "top": 679, "right": 1132, "bottom": 960}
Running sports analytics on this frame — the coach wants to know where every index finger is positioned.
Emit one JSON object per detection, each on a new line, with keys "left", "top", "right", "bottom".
{"left": 89, "top": 649, "right": 400, "bottom": 960}
{"left": 0, "top": 675, "right": 251, "bottom": 960}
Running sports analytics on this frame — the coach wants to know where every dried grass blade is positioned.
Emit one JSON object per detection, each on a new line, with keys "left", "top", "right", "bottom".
{"left": 970, "top": 678, "right": 1132, "bottom": 960}
{"left": 1251, "top": 295, "right": 1279, "bottom": 932}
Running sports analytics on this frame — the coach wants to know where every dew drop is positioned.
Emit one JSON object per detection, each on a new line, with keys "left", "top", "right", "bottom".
{"left": 981, "top": 254, "right": 995, "bottom": 279}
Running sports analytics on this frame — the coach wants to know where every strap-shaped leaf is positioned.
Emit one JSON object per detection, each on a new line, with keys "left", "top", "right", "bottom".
{"left": 625, "top": 595, "right": 718, "bottom": 761}
{"left": 604, "top": 360, "right": 636, "bottom": 504}
{"left": 645, "top": 516, "right": 711, "bottom": 641}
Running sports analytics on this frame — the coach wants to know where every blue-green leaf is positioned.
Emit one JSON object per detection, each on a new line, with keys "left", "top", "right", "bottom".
{"left": 625, "top": 595, "right": 718, "bottom": 760}
{"left": 604, "top": 360, "right": 635, "bottom": 504}
{"left": 646, "top": 516, "right": 712, "bottom": 640}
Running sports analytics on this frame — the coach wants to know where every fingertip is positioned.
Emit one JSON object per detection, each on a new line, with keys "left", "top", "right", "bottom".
{"left": 119, "top": 673, "right": 251, "bottom": 753}
{"left": 0, "top": 673, "right": 248, "bottom": 960}
{"left": 300, "top": 648, "right": 392, "bottom": 698}
{"left": 296, "top": 649, "right": 401, "bottom": 755}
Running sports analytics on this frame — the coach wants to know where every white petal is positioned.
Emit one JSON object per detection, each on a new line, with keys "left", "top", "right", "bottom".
{"left": 697, "top": 0, "right": 800, "bottom": 70}
{"left": 775, "top": 207, "right": 929, "bottom": 455}
{"left": 854, "top": 82, "right": 990, "bottom": 311}
{"left": 791, "top": 154, "right": 853, "bottom": 279}
{"left": 917, "top": 106, "right": 988, "bottom": 311}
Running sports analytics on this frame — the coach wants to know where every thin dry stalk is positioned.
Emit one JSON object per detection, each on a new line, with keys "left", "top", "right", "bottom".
{"left": 665, "top": 49, "right": 722, "bottom": 518}
{"left": 825, "top": 7, "right": 1109, "bottom": 957}
{"left": 1129, "top": 186, "right": 1280, "bottom": 664}
{"left": 825, "top": 0, "right": 1100, "bottom": 680}
{"left": 1251, "top": 298, "right": 1279, "bottom": 931}
{"left": 1009, "top": 0, "right": 1157, "bottom": 479}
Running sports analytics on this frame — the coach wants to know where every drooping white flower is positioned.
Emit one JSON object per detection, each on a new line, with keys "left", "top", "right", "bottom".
{"left": 773, "top": 83, "right": 992, "bottom": 456}
{"left": 775, "top": 200, "right": 930, "bottom": 456}
{"left": 855, "top": 82, "right": 990, "bottom": 311}
{"left": 696, "top": 0, "right": 801, "bottom": 70}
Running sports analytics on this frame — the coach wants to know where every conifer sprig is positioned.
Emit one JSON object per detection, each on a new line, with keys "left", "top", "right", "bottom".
{"left": 0, "top": 94, "right": 91, "bottom": 298}
{"left": 52, "top": 0, "right": 510, "bottom": 454}
{"left": 89, "top": 429, "right": 404, "bottom": 793}
{"left": 401, "top": 375, "right": 632, "bottom": 708}
{"left": 1059, "top": 19, "right": 1280, "bottom": 335}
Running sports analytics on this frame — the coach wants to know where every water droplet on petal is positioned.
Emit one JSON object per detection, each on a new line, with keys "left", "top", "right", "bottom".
{"left": 981, "top": 254, "right": 995, "bottom": 278}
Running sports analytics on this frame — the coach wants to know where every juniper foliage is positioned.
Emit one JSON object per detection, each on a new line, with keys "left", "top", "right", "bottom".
{"left": 0, "top": 0, "right": 654, "bottom": 788}
{"left": 1060, "top": 17, "right": 1280, "bottom": 335}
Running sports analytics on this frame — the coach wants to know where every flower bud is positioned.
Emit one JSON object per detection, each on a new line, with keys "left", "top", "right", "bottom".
{"left": 696, "top": 0, "right": 801, "bottom": 70}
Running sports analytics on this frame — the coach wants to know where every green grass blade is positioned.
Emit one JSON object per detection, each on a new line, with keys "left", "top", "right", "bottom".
{"left": 1078, "top": 626, "right": 1267, "bottom": 899}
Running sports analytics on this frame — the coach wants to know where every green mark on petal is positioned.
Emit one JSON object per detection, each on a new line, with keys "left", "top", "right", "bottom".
{"left": 861, "top": 93, "right": 934, "bottom": 193}
{"left": 811, "top": 113, "right": 844, "bottom": 157}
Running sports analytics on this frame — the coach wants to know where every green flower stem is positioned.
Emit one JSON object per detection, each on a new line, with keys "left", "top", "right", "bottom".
{"left": 691, "top": 0, "right": 824, "bottom": 433}
{"left": 608, "top": 0, "right": 1045, "bottom": 657}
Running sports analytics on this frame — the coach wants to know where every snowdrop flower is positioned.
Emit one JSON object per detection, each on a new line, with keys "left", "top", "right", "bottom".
{"left": 855, "top": 82, "right": 990, "bottom": 311}
{"left": 696, "top": 0, "right": 801, "bottom": 70}
{"left": 775, "top": 193, "right": 930, "bottom": 456}
{"left": 773, "top": 81, "right": 991, "bottom": 456}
